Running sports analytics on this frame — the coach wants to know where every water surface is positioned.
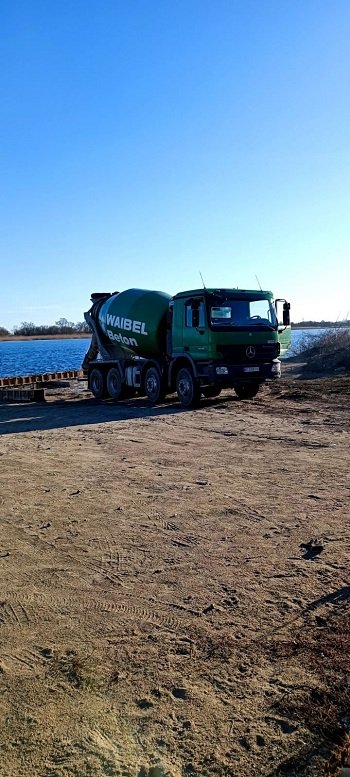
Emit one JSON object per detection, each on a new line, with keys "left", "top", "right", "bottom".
{"left": 0, "top": 329, "right": 333, "bottom": 378}
{"left": 0, "top": 338, "right": 89, "bottom": 378}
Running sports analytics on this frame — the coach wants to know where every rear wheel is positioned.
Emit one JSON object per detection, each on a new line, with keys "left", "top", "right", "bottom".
{"left": 145, "top": 367, "right": 167, "bottom": 403}
{"left": 234, "top": 383, "right": 260, "bottom": 400}
{"left": 106, "top": 367, "right": 125, "bottom": 400}
{"left": 90, "top": 367, "right": 107, "bottom": 399}
{"left": 176, "top": 367, "right": 201, "bottom": 409}
{"left": 202, "top": 386, "right": 222, "bottom": 399}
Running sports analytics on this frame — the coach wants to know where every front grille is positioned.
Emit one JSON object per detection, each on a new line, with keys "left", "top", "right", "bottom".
{"left": 217, "top": 343, "right": 280, "bottom": 364}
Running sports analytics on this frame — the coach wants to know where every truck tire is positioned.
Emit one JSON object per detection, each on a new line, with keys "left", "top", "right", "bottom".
{"left": 90, "top": 367, "right": 107, "bottom": 399}
{"left": 234, "top": 383, "right": 260, "bottom": 400}
{"left": 106, "top": 367, "right": 125, "bottom": 400}
{"left": 145, "top": 367, "right": 167, "bottom": 403}
{"left": 176, "top": 367, "right": 201, "bottom": 409}
{"left": 202, "top": 387, "right": 222, "bottom": 398}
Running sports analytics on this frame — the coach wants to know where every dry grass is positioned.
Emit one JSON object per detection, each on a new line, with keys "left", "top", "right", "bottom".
{"left": 294, "top": 327, "right": 350, "bottom": 374}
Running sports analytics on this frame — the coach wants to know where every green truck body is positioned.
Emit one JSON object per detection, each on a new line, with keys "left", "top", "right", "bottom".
{"left": 99, "top": 288, "right": 171, "bottom": 357}
{"left": 83, "top": 286, "right": 291, "bottom": 408}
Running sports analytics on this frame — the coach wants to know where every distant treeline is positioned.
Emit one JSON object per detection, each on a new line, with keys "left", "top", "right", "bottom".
{"left": 291, "top": 320, "right": 350, "bottom": 329}
{"left": 1, "top": 318, "right": 349, "bottom": 338}
{"left": 0, "top": 319, "right": 90, "bottom": 336}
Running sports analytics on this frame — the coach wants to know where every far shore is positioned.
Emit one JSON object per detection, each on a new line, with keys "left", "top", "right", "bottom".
{"left": 1, "top": 325, "right": 347, "bottom": 342}
{"left": 291, "top": 324, "right": 348, "bottom": 330}
{"left": 0, "top": 333, "right": 91, "bottom": 342}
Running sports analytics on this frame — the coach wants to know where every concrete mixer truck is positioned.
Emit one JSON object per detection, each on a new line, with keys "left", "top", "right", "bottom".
{"left": 83, "top": 287, "right": 291, "bottom": 408}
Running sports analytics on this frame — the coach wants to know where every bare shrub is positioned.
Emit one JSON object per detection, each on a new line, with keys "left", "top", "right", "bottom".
{"left": 293, "top": 325, "right": 350, "bottom": 373}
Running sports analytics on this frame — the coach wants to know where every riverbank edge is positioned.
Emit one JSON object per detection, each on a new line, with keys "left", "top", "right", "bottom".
{"left": 0, "top": 325, "right": 343, "bottom": 342}
{"left": 0, "top": 334, "right": 91, "bottom": 341}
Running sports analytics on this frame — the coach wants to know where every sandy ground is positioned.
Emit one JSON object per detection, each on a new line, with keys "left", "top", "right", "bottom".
{"left": 0, "top": 372, "right": 349, "bottom": 777}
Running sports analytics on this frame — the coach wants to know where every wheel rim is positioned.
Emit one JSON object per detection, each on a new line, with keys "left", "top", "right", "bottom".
{"left": 178, "top": 373, "right": 193, "bottom": 403}
{"left": 146, "top": 372, "right": 159, "bottom": 401}
{"left": 91, "top": 373, "right": 102, "bottom": 395}
{"left": 110, "top": 374, "right": 119, "bottom": 394}
{"left": 111, "top": 375, "right": 118, "bottom": 394}
{"left": 107, "top": 369, "right": 122, "bottom": 399}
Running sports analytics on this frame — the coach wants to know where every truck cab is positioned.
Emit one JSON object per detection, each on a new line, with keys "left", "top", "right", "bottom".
{"left": 169, "top": 288, "right": 291, "bottom": 404}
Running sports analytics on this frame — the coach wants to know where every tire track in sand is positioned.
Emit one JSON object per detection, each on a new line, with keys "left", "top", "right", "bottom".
{"left": 56, "top": 535, "right": 151, "bottom": 587}
{"left": 0, "top": 599, "right": 32, "bottom": 625}
{"left": 44, "top": 727, "right": 132, "bottom": 777}
{"left": 1, "top": 590, "right": 183, "bottom": 633}
{"left": 0, "top": 647, "right": 45, "bottom": 674}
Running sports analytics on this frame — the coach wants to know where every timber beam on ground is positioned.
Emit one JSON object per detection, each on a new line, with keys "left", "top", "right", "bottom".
{"left": 0, "top": 387, "right": 45, "bottom": 403}
{"left": 0, "top": 369, "right": 86, "bottom": 388}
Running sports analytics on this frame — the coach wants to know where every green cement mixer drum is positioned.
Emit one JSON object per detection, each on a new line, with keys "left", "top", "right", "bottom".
{"left": 98, "top": 288, "right": 171, "bottom": 358}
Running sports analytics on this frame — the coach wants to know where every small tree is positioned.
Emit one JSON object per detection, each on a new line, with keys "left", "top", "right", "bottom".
{"left": 74, "top": 321, "right": 90, "bottom": 333}
{"left": 55, "top": 318, "right": 75, "bottom": 333}
{"left": 13, "top": 321, "right": 36, "bottom": 336}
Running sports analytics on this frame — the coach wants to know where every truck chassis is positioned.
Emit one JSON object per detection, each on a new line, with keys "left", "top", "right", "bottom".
{"left": 87, "top": 354, "right": 281, "bottom": 408}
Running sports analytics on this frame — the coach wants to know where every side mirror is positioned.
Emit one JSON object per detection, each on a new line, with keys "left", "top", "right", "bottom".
{"left": 275, "top": 298, "right": 290, "bottom": 327}
{"left": 283, "top": 302, "right": 290, "bottom": 326}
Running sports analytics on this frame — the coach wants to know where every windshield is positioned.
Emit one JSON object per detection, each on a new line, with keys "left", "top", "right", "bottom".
{"left": 210, "top": 298, "right": 277, "bottom": 328}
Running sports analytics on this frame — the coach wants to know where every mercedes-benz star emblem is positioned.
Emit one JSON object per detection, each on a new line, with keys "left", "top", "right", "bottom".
{"left": 246, "top": 345, "right": 256, "bottom": 359}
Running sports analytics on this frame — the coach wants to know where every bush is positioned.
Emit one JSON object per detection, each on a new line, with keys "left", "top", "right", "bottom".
{"left": 296, "top": 327, "right": 350, "bottom": 373}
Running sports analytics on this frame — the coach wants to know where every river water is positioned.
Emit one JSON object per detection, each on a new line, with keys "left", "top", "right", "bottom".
{"left": 0, "top": 338, "right": 89, "bottom": 378}
{"left": 0, "top": 329, "right": 328, "bottom": 378}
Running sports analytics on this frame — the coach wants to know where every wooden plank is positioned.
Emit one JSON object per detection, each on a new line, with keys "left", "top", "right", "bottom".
{"left": 0, "top": 369, "right": 84, "bottom": 388}
{"left": 0, "top": 388, "right": 45, "bottom": 402}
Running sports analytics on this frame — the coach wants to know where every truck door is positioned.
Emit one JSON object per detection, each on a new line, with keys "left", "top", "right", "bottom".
{"left": 183, "top": 298, "right": 210, "bottom": 357}
{"left": 275, "top": 299, "right": 291, "bottom": 355}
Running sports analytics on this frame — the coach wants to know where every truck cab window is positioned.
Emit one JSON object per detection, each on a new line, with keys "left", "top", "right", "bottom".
{"left": 185, "top": 301, "right": 205, "bottom": 328}
{"left": 210, "top": 298, "right": 277, "bottom": 328}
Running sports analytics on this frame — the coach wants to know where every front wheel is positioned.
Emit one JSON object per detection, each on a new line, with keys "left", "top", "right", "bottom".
{"left": 176, "top": 367, "right": 201, "bottom": 409}
{"left": 90, "top": 368, "right": 107, "bottom": 399}
{"left": 233, "top": 383, "right": 260, "bottom": 400}
{"left": 202, "top": 386, "right": 222, "bottom": 399}
{"left": 145, "top": 367, "right": 167, "bottom": 403}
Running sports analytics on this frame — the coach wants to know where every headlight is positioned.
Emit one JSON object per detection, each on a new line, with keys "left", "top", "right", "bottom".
{"left": 271, "top": 360, "right": 281, "bottom": 375}
{"left": 216, "top": 366, "right": 229, "bottom": 375}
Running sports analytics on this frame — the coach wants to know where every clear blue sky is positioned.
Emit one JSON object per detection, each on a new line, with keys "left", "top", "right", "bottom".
{"left": 1, "top": 0, "right": 349, "bottom": 329}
